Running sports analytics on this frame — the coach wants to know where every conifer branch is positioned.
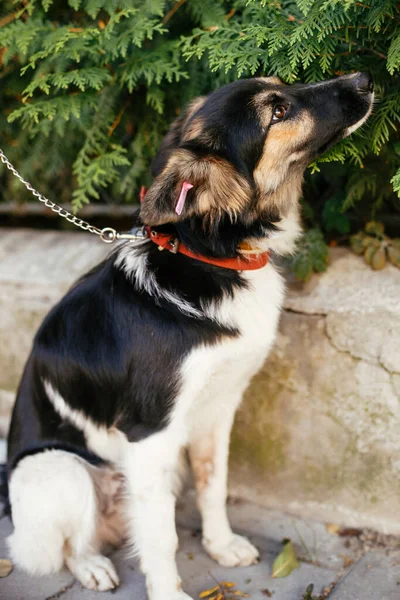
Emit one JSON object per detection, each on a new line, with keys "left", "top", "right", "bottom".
{"left": 0, "top": 0, "right": 398, "bottom": 278}
{"left": 163, "top": 0, "right": 188, "bottom": 25}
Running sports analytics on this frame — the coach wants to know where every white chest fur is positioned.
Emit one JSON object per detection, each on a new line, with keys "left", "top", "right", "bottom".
{"left": 171, "top": 262, "right": 285, "bottom": 438}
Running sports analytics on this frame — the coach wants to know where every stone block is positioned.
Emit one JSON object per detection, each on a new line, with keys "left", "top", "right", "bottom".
{"left": 230, "top": 249, "right": 400, "bottom": 533}
{"left": 1, "top": 231, "right": 399, "bottom": 532}
{"left": 329, "top": 551, "right": 400, "bottom": 600}
{"left": 0, "top": 229, "right": 109, "bottom": 435}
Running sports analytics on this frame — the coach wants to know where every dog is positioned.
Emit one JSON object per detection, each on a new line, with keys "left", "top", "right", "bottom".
{"left": 6, "top": 73, "right": 373, "bottom": 599}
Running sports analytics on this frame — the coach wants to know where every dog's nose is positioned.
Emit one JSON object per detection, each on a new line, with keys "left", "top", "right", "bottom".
{"left": 354, "top": 72, "right": 374, "bottom": 94}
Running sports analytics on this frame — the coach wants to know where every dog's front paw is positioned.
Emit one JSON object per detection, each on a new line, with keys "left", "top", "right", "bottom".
{"left": 69, "top": 554, "right": 119, "bottom": 591}
{"left": 203, "top": 534, "right": 259, "bottom": 567}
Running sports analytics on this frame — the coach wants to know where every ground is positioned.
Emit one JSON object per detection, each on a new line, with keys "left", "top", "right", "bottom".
{"left": 1, "top": 491, "right": 400, "bottom": 600}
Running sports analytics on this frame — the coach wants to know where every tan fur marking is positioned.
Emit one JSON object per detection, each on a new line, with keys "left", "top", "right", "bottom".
{"left": 253, "top": 91, "right": 274, "bottom": 128}
{"left": 141, "top": 148, "right": 252, "bottom": 226}
{"left": 181, "top": 96, "right": 206, "bottom": 141}
{"left": 197, "top": 158, "right": 251, "bottom": 225}
{"left": 189, "top": 443, "right": 215, "bottom": 494}
{"left": 182, "top": 117, "right": 204, "bottom": 142}
{"left": 185, "top": 96, "right": 206, "bottom": 119}
{"left": 256, "top": 76, "right": 283, "bottom": 85}
{"left": 90, "top": 466, "right": 127, "bottom": 548}
{"left": 254, "top": 113, "right": 314, "bottom": 197}
{"left": 266, "top": 123, "right": 306, "bottom": 142}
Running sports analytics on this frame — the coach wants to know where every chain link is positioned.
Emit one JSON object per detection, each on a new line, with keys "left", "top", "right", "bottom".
{"left": 0, "top": 148, "right": 134, "bottom": 243}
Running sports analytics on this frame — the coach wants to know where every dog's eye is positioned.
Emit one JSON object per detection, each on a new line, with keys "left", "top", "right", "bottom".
{"left": 271, "top": 105, "right": 287, "bottom": 122}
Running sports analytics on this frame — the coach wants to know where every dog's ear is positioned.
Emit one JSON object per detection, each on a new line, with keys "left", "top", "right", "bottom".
{"left": 140, "top": 148, "right": 253, "bottom": 226}
{"left": 143, "top": 95, "right": 254, "bottom": 226}
{"left": 151, "top": 97, "right": 207, "bottom": 178}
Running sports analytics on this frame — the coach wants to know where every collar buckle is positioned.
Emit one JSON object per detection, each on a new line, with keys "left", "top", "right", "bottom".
{"left": 168, "top": 238, "right": 179, "bottom": 254}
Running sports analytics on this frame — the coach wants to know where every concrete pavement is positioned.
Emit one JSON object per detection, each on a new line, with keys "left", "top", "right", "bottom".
{"left": 1, "top": 491, "right": 400, "bottom": 599}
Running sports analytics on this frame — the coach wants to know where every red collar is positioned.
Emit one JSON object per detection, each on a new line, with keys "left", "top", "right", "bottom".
{"left": 145, "top": 226, "right": 270, "bottom": 271}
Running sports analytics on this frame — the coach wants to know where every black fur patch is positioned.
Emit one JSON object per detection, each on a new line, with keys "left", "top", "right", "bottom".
{"left": 7, "top": 247, "right": 240, "bottom": 472}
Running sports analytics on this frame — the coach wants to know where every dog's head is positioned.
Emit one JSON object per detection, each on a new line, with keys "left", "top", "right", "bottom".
{"left": 141, "top": 73, "right": 373, "bottom": 228}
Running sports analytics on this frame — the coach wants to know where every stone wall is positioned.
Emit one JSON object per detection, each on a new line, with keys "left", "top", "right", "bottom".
{"left": 230, "top": 250, "right": 400, "bottom": 533}
{"left": 0, "top": 229, "right": 109, "bottom": 436}
{"left": 1, "top": 230, "right": 399, "bottom": 532}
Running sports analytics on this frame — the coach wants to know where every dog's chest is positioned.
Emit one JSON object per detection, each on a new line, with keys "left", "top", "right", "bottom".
{"left": 176, "top": 264, "right": 285, "bottom": 430}
{"left": 212, "top": 263, "right": 284, "bottom": 359}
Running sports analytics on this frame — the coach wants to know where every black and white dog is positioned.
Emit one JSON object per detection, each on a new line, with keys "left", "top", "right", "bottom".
{"left": 7, "top": 73, "right": 373, "bottom": 599}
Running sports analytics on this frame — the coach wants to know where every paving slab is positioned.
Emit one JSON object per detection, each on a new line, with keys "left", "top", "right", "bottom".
{"left": 0, "top": 516, "right": 75, "bottom": 600}
{"left": 0, "top": 493, "right": 399, "bottom": 600}
{"left": 177, "top": 527, "right": 334, "bottom": 600}
{"left": 176, "top": 491, "right": 359, "bottom": 571}
{"left": 329, "top": 551, "right": 400, "bottom": 600}
{"left": 56, "top": 526, "right": 334, "bottom": 600}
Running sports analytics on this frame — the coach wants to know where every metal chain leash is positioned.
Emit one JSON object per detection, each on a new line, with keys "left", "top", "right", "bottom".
{"left": 0, "top": 148, "right": 147, "bottom": 244}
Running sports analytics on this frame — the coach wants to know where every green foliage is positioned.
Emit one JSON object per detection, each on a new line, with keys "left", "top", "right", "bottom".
{"left": 322, "top": 192, "right": 350, "bottom": 235}
{"left": 391, "top": 169, "right": 400, "bottom": 195}
{"left": 287, "top": 228, "right": 329, "bottom": 282}
{"left": 350, "top": 221, "right": 400, "bottom": 269}
{"left": 0, "top": 0, "right": 195, "bottom": 210}
{"left": 301, "top": 583, "right": 318, "bottom": 600}
{"left": 0, "top": 0, "right": 399, "bottom": 276}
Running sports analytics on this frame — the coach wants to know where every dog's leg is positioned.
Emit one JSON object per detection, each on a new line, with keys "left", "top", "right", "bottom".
{"left": 7, "top": 450, "right": 120, "bottom": 591}
{"left": 65, "top": 464, "right": 124, "bottom": 592}
{"left": 124, "top": 430, "right": 193, "bottom": 600}
{"left": 65, "top": 553, "right": 119, "bottom": 592}
{"left": 189, "top": 397, "right": 259, "bottom": 567}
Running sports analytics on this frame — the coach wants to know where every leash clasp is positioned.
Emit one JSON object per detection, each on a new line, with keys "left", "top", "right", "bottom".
{"left": 100, "top": 226, "right": 148, "bottom": 244}
{"left": 100, "top": 227, "right": 117, "bottom": 243}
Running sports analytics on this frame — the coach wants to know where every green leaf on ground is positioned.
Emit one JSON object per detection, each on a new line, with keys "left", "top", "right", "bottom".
{"left": 272, "top": 539, "right": 299, "bottom": 578}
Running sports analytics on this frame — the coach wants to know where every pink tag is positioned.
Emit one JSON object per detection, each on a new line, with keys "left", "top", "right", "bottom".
{"left": 175, "top": 181, "right": 193, "bottom": 215}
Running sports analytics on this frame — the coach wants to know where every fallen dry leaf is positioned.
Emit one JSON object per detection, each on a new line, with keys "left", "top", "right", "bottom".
{"left": 0, "top": 559, "right": 13, "bottom": 578}
{"left": 200, "top": 579, "right": 249, "bottom": 600}
{"left": 343, "top": 555, "right": 353, "bottom": 568}
{"left": 338, "top": 528, "right": 361, "bottom": 537}
{"left": 262, "top": 590, "right": 272, "bottom": 597}
{"left": 326, "top": 523, "right": 340, "bottom": 535}
{"left": 200, "top": 586, "right": 220, "bottom": 598}
{"left": 319, "top": 582, "right": 336, "bottom": 599}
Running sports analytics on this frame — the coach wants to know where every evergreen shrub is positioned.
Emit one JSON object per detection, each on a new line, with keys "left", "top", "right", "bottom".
{"left": 1, "top": 0, "right": 399, "bottom": 277}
